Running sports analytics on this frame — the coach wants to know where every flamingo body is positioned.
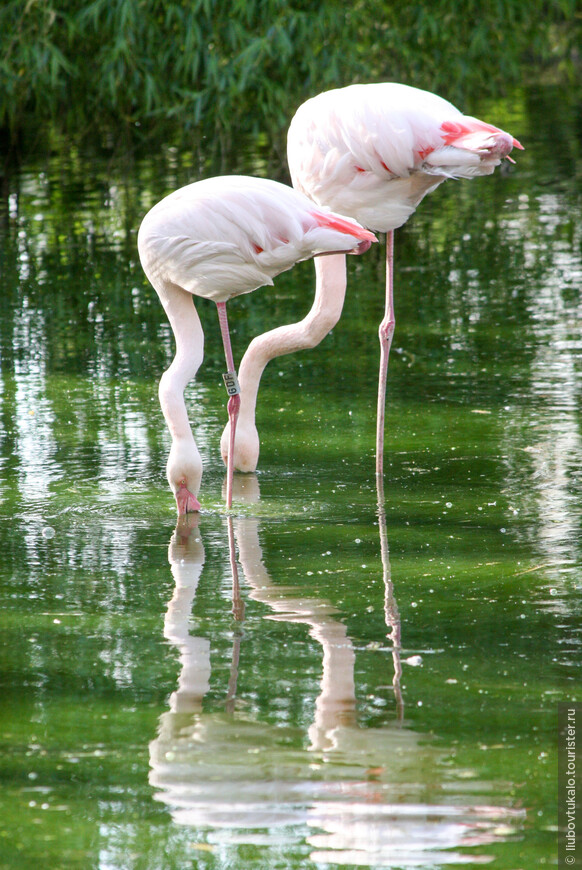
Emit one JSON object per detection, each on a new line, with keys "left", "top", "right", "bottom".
{"left": 138, "top": 175, "right": 375, "bottom": 303}
{"left": 285, "top": 82, "right": 523, "bottom": 476}
{"left": 287, "top": 83, "right": 523, "bottom": 233}
{"left": 222, "top": 84, "right": 522, "bottom": 477}
{"left": 137, "top": 175, "right": 376, "bottom": 513}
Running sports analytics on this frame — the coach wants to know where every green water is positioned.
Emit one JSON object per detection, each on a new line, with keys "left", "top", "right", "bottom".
{"left": 0, "top": 86, "right": 580, "bottom": 868}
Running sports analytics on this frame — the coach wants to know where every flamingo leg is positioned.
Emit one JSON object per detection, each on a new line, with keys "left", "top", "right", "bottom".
{"left": 216, "top": 301, "right": 241, "bottom": 509}
{"left": 376, "top": 230, "right": 395, "bottom": 478}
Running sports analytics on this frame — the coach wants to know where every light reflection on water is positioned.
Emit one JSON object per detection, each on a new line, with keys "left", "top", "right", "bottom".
{"left": 500, "top": 187, "right": 582, "bottom": 583}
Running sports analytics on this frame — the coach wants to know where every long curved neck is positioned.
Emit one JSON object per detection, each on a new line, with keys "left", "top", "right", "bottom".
{"left": 157, "top": 283, "right": 205, "bottom": 441}
{"left": 236, "top": 253, "right": 347, "bottom": 425}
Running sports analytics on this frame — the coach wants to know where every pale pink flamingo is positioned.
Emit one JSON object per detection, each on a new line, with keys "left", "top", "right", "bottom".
{"left": 222, "top": 83, "right": 522, "bottom": 476}
{"left": 137, "top": 175, "right": 376, "bottom": 513}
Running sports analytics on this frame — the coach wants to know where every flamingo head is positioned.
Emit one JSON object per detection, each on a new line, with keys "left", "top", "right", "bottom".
{"left": 166, "top": 439, "right": 202, "bottom": 515}
{"left": 349, "top": 238, "right": 374, "bottom": 255}
{"left": 220, "top": 416, "right": 260, "bottom": 473}
{"left": 175, "top": 482, "right": 202, "bottom": 515}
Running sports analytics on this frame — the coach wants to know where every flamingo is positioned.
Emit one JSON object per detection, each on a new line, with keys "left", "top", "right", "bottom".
{"left": 137, "top": 174, "right": 376, "bottom": 513}
{"left": 222, "top": 82, "right": 523, "bottom": 476}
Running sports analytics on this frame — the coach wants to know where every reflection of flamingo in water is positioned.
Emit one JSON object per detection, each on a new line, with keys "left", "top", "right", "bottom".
{"left": 231, "top": 474, "right": 404, "bottom": 747}
{"left": 137, "top": 174, "right": 376, "bottom": 512}
{"left": 162, "top": 513, "right": 242, "bottom": 715}
{"left": 158, "top": 478, "right": 402, "bottom": 732}
{"left": 222, "top": 84, "right": 522, "bottom": 477}
{"left": 161, "top": 515, "right": 209, "bottom": 715}
{"left": 149, "top": 480, "right": 524, "bottom": 865}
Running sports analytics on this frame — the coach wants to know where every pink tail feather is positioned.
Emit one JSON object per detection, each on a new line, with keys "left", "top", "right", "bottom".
{"left": 441, "top": 119, "right": 523, "bottom": 157}
{"left": 313, "top": 211, "right": 377, "bottom": 243}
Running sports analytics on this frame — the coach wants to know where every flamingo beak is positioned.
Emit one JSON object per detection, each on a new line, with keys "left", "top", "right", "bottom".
{"left": 346, "top": 238, "right": 377, "bottom": 255}
{"left": 354, "top": 239, "right": 373, "bottom": 254}
{"left": 176, "top": 483, "right": 201, "bottom": 515}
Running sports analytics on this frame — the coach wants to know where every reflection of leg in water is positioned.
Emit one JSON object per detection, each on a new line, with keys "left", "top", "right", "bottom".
{"left": 225, "top": 518, "right": 243, "bottom": 717}
{"left": 377, "top": 475, "right": 403, "bottom": 721}
{"left": 227, "top": 514, "right": 244, "bottom": 622}
{"left": 166, "top": 515, "right": 210, "bottom": 713}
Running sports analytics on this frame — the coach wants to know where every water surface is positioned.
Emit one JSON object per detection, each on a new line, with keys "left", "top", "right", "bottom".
{"left": 0, "top": 85, "right": 580, "bottom": 868}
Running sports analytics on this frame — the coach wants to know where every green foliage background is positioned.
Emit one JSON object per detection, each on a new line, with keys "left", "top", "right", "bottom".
{"left": 0, "top": 0, "right": 580, "bottom": 158}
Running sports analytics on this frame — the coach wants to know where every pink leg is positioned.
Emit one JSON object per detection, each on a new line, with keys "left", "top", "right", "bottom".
{"left": 376, "top": 231, "right": 395, "bottom": 478}
{"left": 216, "top": 302, "right": 241, "bottom": 509}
